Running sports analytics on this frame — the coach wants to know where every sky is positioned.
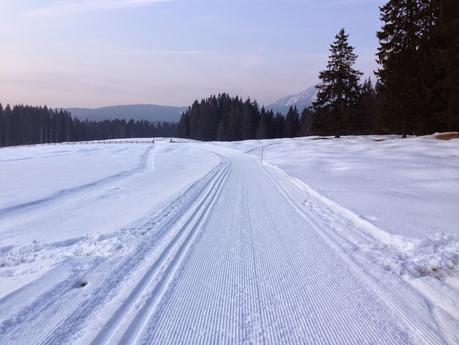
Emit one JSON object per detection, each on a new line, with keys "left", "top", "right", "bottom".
{"left": 0, "top": 0, "right": 384, "bottom": 108}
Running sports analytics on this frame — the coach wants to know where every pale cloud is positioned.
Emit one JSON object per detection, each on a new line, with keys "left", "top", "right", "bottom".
{"left": 123, "top": 49, "right": 220, "bottom": 57}
{"left": 24, "top": 0, "right": 171, "bottom": 18}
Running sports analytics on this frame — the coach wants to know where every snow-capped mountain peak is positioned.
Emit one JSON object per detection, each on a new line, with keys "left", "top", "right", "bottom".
{"left": 267, "top": 85, "right": 318, "bottom": 114}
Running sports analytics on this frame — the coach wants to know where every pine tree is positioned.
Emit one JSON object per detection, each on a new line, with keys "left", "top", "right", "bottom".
{"left": 376, "top": 0, "right": 424, "bottom": 136}
{"left": 272, "top": 113, "right": 285, "bottom": 138}
{"left": 177, "top": 112, "right": 190, "bottom": 138}
{"left": 313, "top": 28, "right": 362, "bottom": 137}
{"left": 241, "top": 99, "right": 259, "bottom": 140}
{"left": 256, "top": 107, "right": 269, "bottom": 139}
{"left": 427, "top": 0, "right": 459, "bottom": 131}
{"left": 354, "top": 78, "right": 377, "bottom": 133}
{"left": 298, "top": 107, "right": 314, "bottom": 137}
{"left": 284, "top": 106, "right": 300, "bottom": 137}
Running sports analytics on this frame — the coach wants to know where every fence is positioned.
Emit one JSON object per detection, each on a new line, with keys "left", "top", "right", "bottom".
{"left": 62, "top": 139, "right": 157, "bottom": 145}
{"left": 0, "top": 139, "right": 167, "bottom": 149}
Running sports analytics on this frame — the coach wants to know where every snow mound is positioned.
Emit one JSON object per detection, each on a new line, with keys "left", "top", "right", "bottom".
{"left": 385, "top": 233, "right": 458, "bottom": 279}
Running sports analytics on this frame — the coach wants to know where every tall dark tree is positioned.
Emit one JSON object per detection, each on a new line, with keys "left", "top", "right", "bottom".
{"left": 376, "top": 0, "right": 425, "bottom": 136}
{"left": 177, "top": 112, "right": 190, "bottom": 138}
{"left": 256, "top": 107, "right": 274, "bottom": 139}
{"left": 272, "top": 113, "right": 285, "bottom": 138}
{"left": 284, "top": 106, "right": 300, "bottom": 138}
{"left": 298, "top": 107, "right": 314, "bottom": 137}
{"left": 241, "top": 99, "right": 260, "bottom": 140}
{"left": 426, "top": 0, "right": 459, "bottom": 131}
{"left": 354, "top": 78, "right": 377, "bottom": 133}
{"left": 313, "top": 28, "right": 362, "bottom": 137}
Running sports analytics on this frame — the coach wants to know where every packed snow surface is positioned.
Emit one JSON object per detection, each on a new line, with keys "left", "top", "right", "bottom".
{"left": 0, "top": 136, "right": 458, "bottom": 345}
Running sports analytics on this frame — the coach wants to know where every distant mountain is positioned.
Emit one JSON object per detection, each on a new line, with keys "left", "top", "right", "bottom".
{"left": 267, "top": 85, "right": 318, "bottom": 114}
{"left": 67, "top": 104, "right": 187, "bottom": 123}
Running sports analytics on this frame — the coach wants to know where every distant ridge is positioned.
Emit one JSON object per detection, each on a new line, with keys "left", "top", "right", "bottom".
{"left": 67, "top": 104, "right": 187, "bottom": 123}
{"left": 267, "top": 85, "right": 318, "bottom": 114}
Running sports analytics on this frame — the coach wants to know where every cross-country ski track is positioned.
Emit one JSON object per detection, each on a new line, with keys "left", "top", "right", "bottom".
{"left": 0, "top": 142, "right": 455, "bottom": 345}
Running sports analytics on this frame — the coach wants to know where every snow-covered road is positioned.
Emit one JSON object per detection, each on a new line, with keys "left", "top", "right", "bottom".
{"left": 0, "top": 139, "right": 457, "bottom": 345}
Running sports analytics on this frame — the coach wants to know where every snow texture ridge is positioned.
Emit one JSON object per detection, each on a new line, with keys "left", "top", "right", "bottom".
{"left": 0, "top": 136, "right": 457, "bottom": 345}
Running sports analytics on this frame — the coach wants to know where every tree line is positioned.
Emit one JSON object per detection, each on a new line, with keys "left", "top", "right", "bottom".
{"left": 177, "top": 94, "right": 318, "bottom": 141}
{"left": 178, "top": 0, "right": 458, "bottom": 140}
{"left": 0, "top": 104, "right": 177, "bottom": 147}
{"left": 2, "top": 0, "right": 457, "bottom": 145}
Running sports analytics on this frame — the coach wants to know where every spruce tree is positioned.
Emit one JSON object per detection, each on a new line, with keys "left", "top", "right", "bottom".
{"left": 376, "top": 0, "right": 424, "bottom": 136}
{"left": 284, "top": 106, "right": 300, "bottom": 138}
{"left": 241, "top": 99, "right": 259, "bottom": 140}
{"left": 256, "top": 107, "right": 271, "bottom": 139}
{"left": 355, "top": 78, "right": 377, "bottom": 133}
{"left": 272, "top": 113, "right": 285, "bottom": 138}
{"left": 298, "top": 107, "right": 314, "bottom": 137}
{"left": 177, "top": 112, "right": 190, "bottom": 138}
{"left": 313, "top": 28, "right": 362, "bottom": 138}
{"left": 427, "top": 0, "right": 459, "bottom": 131}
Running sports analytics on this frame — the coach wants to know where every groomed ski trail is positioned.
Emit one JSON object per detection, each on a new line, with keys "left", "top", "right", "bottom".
{"left": 0, "top": 146, "right": 450, "bottom": 345}
{"left": 133, "top": 149, "right": 447, "bottom": 345}
{"left": 0, "top": 156, "right": 230, "bottom": 345}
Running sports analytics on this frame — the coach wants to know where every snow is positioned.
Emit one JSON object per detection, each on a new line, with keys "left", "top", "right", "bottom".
{"left": 220, "top": 135, "right": 459, "bottom": 238}
{"left": 267, "top": 85, "right": 318, "bottom": 113}
{"left": 0, "top": 140, "right": 219, "bottom": 298}
{"left": 0, "top": 136, "right": 457, "bottom": 345}
{"left": 217, "top": 135, "right": 459, "bottom": 344}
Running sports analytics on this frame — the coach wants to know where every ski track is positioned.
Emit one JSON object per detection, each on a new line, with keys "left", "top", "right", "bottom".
{"left": 0, "top": 156, "right": 228, "bottom": 345}
{"left": 0, "top": 145, "right": 154, "bottom": 219}
{"left": 135, "top": 152, "right": 447, "bottom": 345}
{"left": 0, "top": 146, "right": 452, "bottom": 345}
{"left": 263, "top": 163, "right": 448, "bottom": 345}
{"left": 262, "top": 161, "right": 458, "bottom": 345}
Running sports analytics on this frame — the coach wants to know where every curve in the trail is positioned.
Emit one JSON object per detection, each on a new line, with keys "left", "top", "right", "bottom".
{"left": 0, "top": 147, "right": 450, "bottom": 345}
{"left": 0, "top": 145, "right": 154, "bottom": 218}
{"left": 133, "top": 151, "right": 447, "bottom": 345}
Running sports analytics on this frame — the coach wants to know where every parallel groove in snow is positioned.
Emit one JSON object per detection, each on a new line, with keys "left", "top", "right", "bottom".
{"left": 0, "top": 158, "right": 227, "bottom": 345}
{"left": 130, "top": 153, "right": 446, "bottom": 345}
{"left": 264, "top": 163, "right": 447, "bottom": 345}
{"left": 1, "top": 148, "right": 450, "bottom": 345}
{"left": 98, "top": 160, "right": 231, "bottom": 345}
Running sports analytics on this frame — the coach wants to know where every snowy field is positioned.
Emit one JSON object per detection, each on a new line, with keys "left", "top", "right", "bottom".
{"left": 0, "top": 136, "right": 458, "bottom": 344}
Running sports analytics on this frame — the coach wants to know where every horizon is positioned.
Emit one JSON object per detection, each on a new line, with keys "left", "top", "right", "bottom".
{"left": 1, "top": 0, "right": 384, "bottom": 108}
